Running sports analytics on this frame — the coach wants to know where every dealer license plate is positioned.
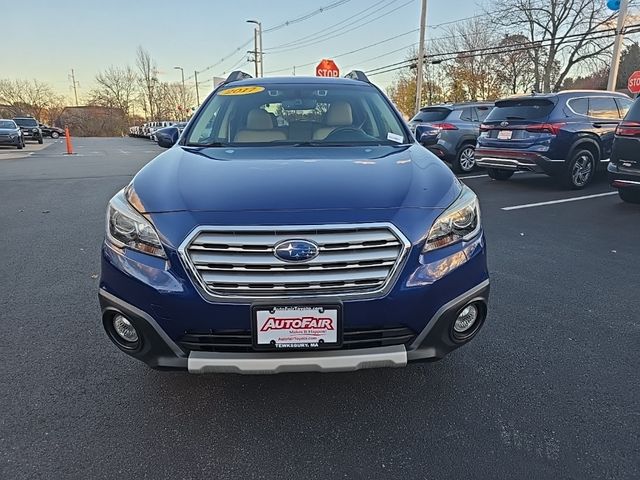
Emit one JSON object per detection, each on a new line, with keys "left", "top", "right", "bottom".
{"left": 497, "top": 130, "right": 513, "bottom": 140}
{"left": 253, "top": 305, "right": 341, "bottom": 350}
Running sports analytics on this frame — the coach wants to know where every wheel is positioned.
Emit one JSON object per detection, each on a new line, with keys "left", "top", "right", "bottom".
{"left": 619, "top": 189, "right": 640, "bottom": 204}
{"left": 16, "top": 142, "right": 23, "bottom": 150}
{"left": 37, "top": 136, "right": 43, "bottom": 144}
{"left": 487, "top": 168, "right": 514, "bottom": 181}
{"left": 451, "top": 144, "right": 476, "bottom": 173}
{"left": 562, "top": 149, "right": 595, "bottom": 189}
{"left": 51, "top": 131, "right": 59, "bottom": 139}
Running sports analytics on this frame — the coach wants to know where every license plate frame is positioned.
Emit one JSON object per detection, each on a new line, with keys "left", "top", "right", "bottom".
{"left": 251, "top": 304, "right": 342, "bottom": 351}
{"left": 497, "top": 130, "right": 513, "bottom": 140}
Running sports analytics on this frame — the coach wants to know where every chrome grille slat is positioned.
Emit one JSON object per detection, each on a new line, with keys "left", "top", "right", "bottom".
{"left": 195, "top": 261, "right": 396, "bottom": 272}
{"left": 181, "top": 224, "right": 409, "bottom": 299}
{"left": 190, "top": 247, "right": 400, "bottom": 266}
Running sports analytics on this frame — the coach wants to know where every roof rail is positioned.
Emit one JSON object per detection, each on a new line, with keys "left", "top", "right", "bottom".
{"left": 344, "top": 70, "right": 370, "bottom": 83}
{"left": 224, "top": 71, "right": 253, "bottom": 84}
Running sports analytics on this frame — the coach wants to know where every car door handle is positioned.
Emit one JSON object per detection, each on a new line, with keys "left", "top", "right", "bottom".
{"left": 593, "top": 124, "right": 604, "bottom": 128}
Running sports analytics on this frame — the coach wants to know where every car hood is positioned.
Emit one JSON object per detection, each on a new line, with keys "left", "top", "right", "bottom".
{"left": 131, "top": 144, "right": 460, "bottom": 214}
{"left": 0, "top": 128, "right": 18, "bottom": 134}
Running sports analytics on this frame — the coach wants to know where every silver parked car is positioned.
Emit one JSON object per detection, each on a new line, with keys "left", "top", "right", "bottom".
{"left": 409, "top": 102, "right": 493, "bottom": 173}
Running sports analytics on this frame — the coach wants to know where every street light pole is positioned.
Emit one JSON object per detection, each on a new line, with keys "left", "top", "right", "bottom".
{"left": 607, "top": 0, "right": 629, "bottom": 91}
{"left": 415, "top": 0, "right": 428, "bottom": 114}
{"left": 247, "top": 19, "right": 263, "bottom": 77}
{"left": 174, "top": 66, "right": 186, "bottom": 120}
{"left": 194, "top": 70, "right": 200, "bottom": 106}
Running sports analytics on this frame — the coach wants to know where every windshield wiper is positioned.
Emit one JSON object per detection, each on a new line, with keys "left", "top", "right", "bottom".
{"left": 184, "top": 142, "right": 228, "bottom": 148}
{"left": 504, "top": 116, "right": 526, "bottom": 120}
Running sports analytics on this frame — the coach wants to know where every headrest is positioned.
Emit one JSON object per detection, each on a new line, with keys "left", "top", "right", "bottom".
{"left": 326, "top": 101, "right": 353, "bottom": 126}
{"left": 246, "top": 109, "right": 273, "bottom": 130}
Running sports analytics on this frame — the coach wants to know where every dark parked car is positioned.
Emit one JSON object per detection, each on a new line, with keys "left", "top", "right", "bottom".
{"left": 0, "top": 119, "right": 24, "bottom": 149}
{"left": 608, "top": 96, "right": 640, "bottom": 204}
{"left": 39, "top": 123, "right": 65, "bottom": 139}
{"left": 409, "top": 102, "right": 493, "bottom": 173}
{"left": 13, "top": 117, "right": 43, "bottom": 144}
{"left": 476, "top": 90, "right": 633, "bottom": 189}
{"left": 99, "top": 71, "right": 489, "bottom": 373}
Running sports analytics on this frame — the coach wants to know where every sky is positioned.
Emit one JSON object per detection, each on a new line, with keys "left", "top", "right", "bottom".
{"left": 0, "top": 0, "right": 485, "bottom": 102}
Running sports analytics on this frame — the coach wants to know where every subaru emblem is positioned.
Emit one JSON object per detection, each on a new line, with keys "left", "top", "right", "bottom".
{"left": 274, "top": 240, "right": 319, "bottom": 262}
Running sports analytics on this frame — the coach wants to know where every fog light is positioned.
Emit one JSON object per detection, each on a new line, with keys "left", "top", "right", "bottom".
{"left": 454, "top": 304, "right": 478, "bottom": 333}
{"left": 113, "top": 315, "right": 139, "bottom": 343}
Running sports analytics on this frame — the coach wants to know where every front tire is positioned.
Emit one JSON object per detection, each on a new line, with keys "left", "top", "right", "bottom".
{"left": 487, "top": 168, "right": 514, "bottom": 181}
{"left": 451, "top": 144, "right": 476, "bottom": 173}
{"left": 51, "top": 131, "right": 59, "bottom": 139}
{"left": 16, "top": 142, "right": 23, "bottom": 150}
{"left": 563, "top": 149, "right": 595, "bottom": 189}
{"left": 619, "top": 189, "right": 640, "bottom": 204}
{"left": 37, "top": 136, "right": 43, "bottom": 145}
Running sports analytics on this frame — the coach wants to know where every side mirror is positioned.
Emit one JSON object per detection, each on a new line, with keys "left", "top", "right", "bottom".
{"left": 156, "top": 127, "right": 179, "bottom": 148}
{"left": 419, "top": 131, "right": 439, "bottom": 147}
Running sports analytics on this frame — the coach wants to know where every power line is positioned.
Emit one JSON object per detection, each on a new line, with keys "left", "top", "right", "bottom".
{"left": 263, "top": 0, "right": 352, "bottom": 33}
{"left": 188, "top": 0, "right": 353, "bottom": 81}
{"left": 366, "top": 24, "right": 640, "bottom": 76}
{"left": 266, "top": 0, "right": 414, "bottom": 55}
{"left": 266, "top": 0, "right": 395, "bottom": 51}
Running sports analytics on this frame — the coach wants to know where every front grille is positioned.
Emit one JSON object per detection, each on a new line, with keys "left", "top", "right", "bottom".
{"left": 179, "top": 327, "right": 416, "bottom": 353}
{"left": 180, "top": 224, "right": 409, "bottom": 298}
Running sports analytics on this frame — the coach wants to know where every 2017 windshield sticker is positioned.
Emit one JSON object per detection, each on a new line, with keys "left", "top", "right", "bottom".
{"left": 219, "top": 86, "right": 265, "bottom": 96}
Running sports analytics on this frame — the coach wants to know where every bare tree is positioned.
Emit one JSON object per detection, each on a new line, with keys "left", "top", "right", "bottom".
{"left": 152, "top": 82, "right": 196, "bottom": 121}
{"left": 0, "top": 79, "right": 60, "bottom": 119}
{"left": 87, "top": 66, "right": 138, "bottom": 120}
{"left": 497, "top": 34, "right": 537, "bottom": 94}
{"left": 490, "top": 0, "right": 616, "bottom": 92}
{"left": 135, "top": 46, "right": 159, "bottom": 120}
{"left": 431, "top": 18, "right": 505, "bottom": 101}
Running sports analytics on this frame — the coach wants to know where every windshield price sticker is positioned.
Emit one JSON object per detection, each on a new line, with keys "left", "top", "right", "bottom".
{"left": 254, "top": 306, "right": 339, "bottom": 349}
{"left": 387, "top": 132, "right": 404, "bottom": 143}
{"left": 219, "top": 86, "right": 265, "bottom": 96}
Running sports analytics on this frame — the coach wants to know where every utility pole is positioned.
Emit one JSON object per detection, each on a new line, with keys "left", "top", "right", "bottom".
{"left": 194, "top": 70, "right": 201, "bottom": 106}
{"left": 247, "top": 20, "right": 263, "bottom": 77}
{"left": 607, "top": 0, "right": 629, "bottom": 91}
{"left": 414, "top": 0, "right": 428, "bottom": 114}
{"left": 70, "top": 69, "right": 79, "bottom": 106}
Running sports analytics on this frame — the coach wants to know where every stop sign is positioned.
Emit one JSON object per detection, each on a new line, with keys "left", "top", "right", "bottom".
{"left": 316, "top": 59, "right": 340, "bottom": 77}
{"left": 628, "top": 71, "right": 640, "bottom": 94}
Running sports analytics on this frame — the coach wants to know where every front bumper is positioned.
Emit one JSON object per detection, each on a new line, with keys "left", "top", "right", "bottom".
{"left": 0, "top": 137, "right": 21, "bottom": 146}
{"left": 475, "top": 148, "right": 564, "bottom": 175}
{"left": 99, "top": 232, "right": 489, "bottom": 373}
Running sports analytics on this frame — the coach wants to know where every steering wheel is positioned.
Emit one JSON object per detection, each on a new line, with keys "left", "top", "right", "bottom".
{"left": 324, "top": 126, "right": 373, "bottom": 142}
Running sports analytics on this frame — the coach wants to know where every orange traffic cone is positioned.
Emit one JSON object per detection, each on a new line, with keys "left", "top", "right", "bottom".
{"left": 64, "top": 127, "right": 74, "bottom": 155}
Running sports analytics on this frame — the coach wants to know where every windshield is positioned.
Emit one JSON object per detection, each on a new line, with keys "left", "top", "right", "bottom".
{"left": 487, "top": 99, "right": 556, "bottom": 122}
{"left": 0, "top": 120, "right": 17, "bottom": 129}
{"left": 185, "top": 83, "right": 408, "bottom": 146}
{"left": 14, "top": 118, "right": 38, "bottom": 127}
{"left": 411, "top": 108, "right": 451, "bottom": 123}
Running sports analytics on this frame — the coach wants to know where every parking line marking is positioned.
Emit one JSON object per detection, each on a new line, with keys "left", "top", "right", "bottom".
{"left": 501, "top": 192, "right": 617, "bottom": 211}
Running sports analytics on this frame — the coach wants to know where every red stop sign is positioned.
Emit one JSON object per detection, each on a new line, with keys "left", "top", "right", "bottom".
{"left": 316, "top": 59, "right": 340, "bottom": 77}
{"left": 628, "top": 71, "right": 640, "bottom": 93}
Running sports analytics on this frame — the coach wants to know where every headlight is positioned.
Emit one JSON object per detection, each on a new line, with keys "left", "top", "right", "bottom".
{"left": 423, "top": 185, "right": 480, "bottom": 252}
{"left": 106, "top": 189, "right": 166, "bottom": 258}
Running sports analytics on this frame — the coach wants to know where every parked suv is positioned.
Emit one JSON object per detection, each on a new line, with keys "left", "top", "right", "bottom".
{"left": 476, "top": 90, "right": 633, "bottom": 189}
{"left": 99, "top": 71, "right": 489, "bottom": 374}
{"left": 608, "top": 96, "right": 640, "bottom": 204}
{"left": 13, "top": 117, "right": 44, "bottom": 144}
{"left": 409, "top": 102, "right": 493, "bottom": 173}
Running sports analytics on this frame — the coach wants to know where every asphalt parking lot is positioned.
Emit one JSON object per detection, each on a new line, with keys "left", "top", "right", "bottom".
{"left": 1, "top": 137, "right": 638, "bottom": 480}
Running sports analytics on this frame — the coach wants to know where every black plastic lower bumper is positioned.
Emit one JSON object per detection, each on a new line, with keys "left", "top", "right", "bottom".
{"left": 99, "top": 280, "right": 490, "bottom": 372}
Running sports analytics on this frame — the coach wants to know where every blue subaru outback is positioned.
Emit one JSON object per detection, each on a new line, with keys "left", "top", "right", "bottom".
{"left": 476, "top": 90, "right": 633, "bottom": 189}
{"left": 99, "top": 71, "right": 489, "bottom": 374}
